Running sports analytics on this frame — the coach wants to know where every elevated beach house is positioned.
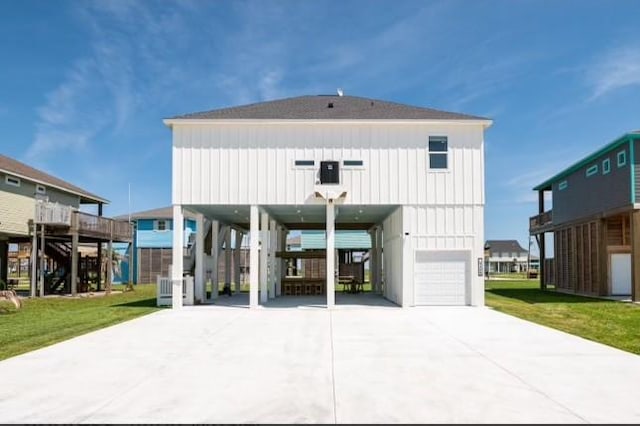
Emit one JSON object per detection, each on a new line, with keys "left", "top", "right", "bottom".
{"left": 530, "top": 131, "right": 640, "bottom": 300}
{"left": 0, "top": 154, "right": 132, "bottom": 295}
{"left": 164, "top": 94, "right": 492, "bottom": 308}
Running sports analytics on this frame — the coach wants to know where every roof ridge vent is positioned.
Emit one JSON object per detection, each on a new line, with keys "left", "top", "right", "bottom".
{"left": 327, "top": 102, "right": 334, "bottom": 108}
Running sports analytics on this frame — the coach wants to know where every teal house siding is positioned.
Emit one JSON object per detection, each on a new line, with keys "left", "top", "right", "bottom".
{"left": 114, "top": 217, "right": 196, "bottom": 284}
{"left": 136, "top": 218, "right": 196, "bottom": 248}
{"left": 301, "top": 230, "right": 371, "bottom": 250}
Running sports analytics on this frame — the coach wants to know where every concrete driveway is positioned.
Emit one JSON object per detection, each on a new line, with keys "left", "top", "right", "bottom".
{"left": 1, "top": 298, "right": 640, "bottom": 424}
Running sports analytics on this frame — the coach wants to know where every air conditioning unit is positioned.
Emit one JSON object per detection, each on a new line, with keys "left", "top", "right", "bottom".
{"left": 320, "top": 161, "right": 340, "bottom": 184}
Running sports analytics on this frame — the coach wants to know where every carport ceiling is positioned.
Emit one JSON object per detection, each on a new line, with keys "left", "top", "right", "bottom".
{"left": 186, "top": 204, "right": 398, "bottom": 230}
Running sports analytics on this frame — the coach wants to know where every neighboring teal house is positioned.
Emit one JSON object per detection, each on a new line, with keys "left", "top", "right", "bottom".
{"left": 114, "top": 206, "right": 196, "bottom": 284}
{"left": 300, "top": 230, "right": 372, "bottom": 251}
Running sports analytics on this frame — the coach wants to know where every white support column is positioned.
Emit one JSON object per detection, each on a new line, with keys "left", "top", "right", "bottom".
{"left": 234, "top": 231, "right": 243, "bottom": 294}
{"left": 39, "top": 225, "right": 45, "bottom": 297}
{"left": 277, "top": 227, "right": 286, "bottom": 296}
{"left": 30, "top": 223, "right": 37, "bottom": 297}
{"left": 195, "top": 213, "right": 205, "bottom": 303}
{"left": 376, "top": 226, "right": 383, "bottom": 295}
{"left": 369, "top": 229, "right": 375, "bottom": 293}
{"left": 249, "top": 206, "right": 259, "bottom": 308}
{"left": 268, "top": 219, "right": 277, "bottom": 299}
{"left": 326, "top": 201, "right": 335, "bottom": 307}
{"left": 171, "top": 205, "right": 184, "bottom": 309}
{"left": 210, "top": 220, "right": 219, "bottom": 300}
{"left": 260, "top": 211, "right": 269, "bottom": 303}
{"left": 224, "top": 226, "right": 232, "bottom": 294}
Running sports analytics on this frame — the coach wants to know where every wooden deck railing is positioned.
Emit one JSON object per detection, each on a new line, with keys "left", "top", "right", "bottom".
{"left": 35, "top": 202, "right": 133, "bottom": 242}
{"left": 35, "top": 202, "right": 72, "bottom": 226}
{"left": 529, "top": 210, "right": 553, "bottom": 233}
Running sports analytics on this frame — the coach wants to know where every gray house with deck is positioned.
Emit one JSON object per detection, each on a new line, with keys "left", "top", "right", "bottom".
{"left": 530, "top": 131, "right": 640, "bottom": 301}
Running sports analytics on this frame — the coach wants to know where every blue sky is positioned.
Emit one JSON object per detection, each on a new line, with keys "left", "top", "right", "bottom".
{"left": 2, "top": 0, "right": 640, "bottom": 251}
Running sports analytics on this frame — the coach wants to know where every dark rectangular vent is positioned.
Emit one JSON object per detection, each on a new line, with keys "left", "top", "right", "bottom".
{"left": 343, "top": 160, "right": 363, "bottom": 167}
{"left": 295, "top": 160, "right": 315, "bottom": 167}
{"left": 320, "top": 161, "right": 340, "bottom": 184}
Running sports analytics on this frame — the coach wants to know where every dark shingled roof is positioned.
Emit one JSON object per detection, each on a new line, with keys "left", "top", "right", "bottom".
{"left": 114, "top": 206, "right": 198, "bottom": 221}
{"left": 169, "top": 95, "right": 489, "bottom": 121}
{"left": 0, "top": 154, "right": 106, "bottom": 204}
{"left": 485, "top": 240, "right": 528, "bottom": 255}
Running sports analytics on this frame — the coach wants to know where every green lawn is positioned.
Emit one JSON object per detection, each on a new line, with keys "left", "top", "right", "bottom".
{"left": 0, "top": 284, "right": 161, "bottom": 361}
{"left": 485, "top": 279, "right": 640, "bottom": 354}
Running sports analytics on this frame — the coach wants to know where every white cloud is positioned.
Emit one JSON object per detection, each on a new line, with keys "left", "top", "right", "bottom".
{"left": 587, "top": 45, "right": 640, "bottom": 101}
{"left": 503, "top": 158, "right": 570, "bottom": 205}
{"left": 26, "top": 1, "right": 194, "bottom": 162}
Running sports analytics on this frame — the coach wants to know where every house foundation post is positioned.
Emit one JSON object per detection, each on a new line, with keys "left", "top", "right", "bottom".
{"left": 268, "top": 219, "right": 277, "bottom": 299}
{"left": 210, "top": 220, "right": 219, "bottom": 300}
{"left": 70, "top": 230, "right": 78, "bottom": 297}
{"left": 195, "top": 214, "right": 205, "bottom": 303}
{"left": 30, "top": 223, "right": 37, "bottom": 297}
{"left": 171, "top": 205, "right": 184, "bottom": 309}
{"left": 234, "top": 231, "right": 243, "bottom": 294}
{"left": 326, "top": 200, "right": 335, "bottom": 307}
{"left": 260, "top": 211, "right": 269, "bottom": 303}
{"left": 39, "top": 224, "right": 46, "bottom": 297}
{"left": 250, "top": 206, "right": 259, "bottom": 308}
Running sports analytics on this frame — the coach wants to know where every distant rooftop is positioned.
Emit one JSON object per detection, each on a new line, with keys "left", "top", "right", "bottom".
{"left": 0, "top": 154, "right": 106, "bottom": 204}
{"left": 114, "top": 206, "right": 197, "bottom": 221}
{"left": 485, "top": 240, "right": 528, "bottom": 254}
{"left": 167, "top": 95, "right": 490, "bottom": 122}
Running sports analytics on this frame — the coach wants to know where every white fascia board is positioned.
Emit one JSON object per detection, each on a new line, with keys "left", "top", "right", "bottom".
{"left": 163, "top": 118, "right": 493, "bottom": 128}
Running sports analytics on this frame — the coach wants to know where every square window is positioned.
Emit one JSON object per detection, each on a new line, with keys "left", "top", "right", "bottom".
{"left": 602, "top": 158, "right": 611, "bottom": 175}
{"left": 429, "top": 154, "right": 448, "bottom": 169}
{"left": 36, "top": 184, "right": 46, "bottom": 194}
{"left": 155, "top": 220, "right": 167, "bottom": 231}
{"left": 617, "top": 150, "right": 627, "bottom": 167}
{"left": 428, "top": 137, "right": 448, "bottom": 152}
{"left": 586, "top": 164, "right": 598, "bottom": 177}
{"left": 428, "top": 136, "right": 448, "bottom": 170}
{"left": 558, "top": 180, "right": 568, "bottom": 190}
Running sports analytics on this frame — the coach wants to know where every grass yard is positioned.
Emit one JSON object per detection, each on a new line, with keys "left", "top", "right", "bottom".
{"left": 0, "top": 284, "right": 161, "bottom": 361}
{"left": 485, "top": 279, "right": 640, "bottom": 355}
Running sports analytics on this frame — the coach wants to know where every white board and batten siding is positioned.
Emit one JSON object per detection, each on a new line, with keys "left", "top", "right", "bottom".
{"left": 171, "top": 119, "right": 486, "bottom": 307}
{"left": 172, "top": 122, "right": 484, "bottom": 207}
{"left": 383, "top": 205, "right": 484, "bottom": 307}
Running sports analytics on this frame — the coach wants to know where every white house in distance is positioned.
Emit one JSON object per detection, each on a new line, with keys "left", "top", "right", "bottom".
{"left": 165, "top": 94, "right": 492, "bottom": 308}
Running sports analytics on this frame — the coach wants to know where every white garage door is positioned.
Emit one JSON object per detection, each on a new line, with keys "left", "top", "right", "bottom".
{"left": 414, "top": 250, "right": 469, "bottom": 305}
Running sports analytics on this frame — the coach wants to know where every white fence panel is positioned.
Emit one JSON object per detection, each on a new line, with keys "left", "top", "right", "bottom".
{"left": 157, "top": 275, "right": 194, "bottom": 306}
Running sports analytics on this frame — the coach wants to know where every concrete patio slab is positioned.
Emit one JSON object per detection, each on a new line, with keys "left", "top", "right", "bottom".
{"left": 0, "top": 303, "right": 639, "bottom": 424}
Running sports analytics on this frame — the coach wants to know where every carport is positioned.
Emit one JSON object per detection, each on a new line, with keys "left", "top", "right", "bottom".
{"left": 170, "top": 200, "right": 399, "bottom": 309}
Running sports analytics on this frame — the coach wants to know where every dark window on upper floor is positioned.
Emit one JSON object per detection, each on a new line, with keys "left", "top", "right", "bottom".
{"left": 428, "top": 136, "right": 448, "bottom": 169}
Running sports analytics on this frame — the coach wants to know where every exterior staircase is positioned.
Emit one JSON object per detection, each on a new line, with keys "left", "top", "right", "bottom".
{"left": 44, "top": 241, "right": 71, "bottom": 294}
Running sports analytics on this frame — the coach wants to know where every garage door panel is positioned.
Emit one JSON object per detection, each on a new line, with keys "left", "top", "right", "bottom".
{"left": 414, "top": 250, "right": 468, "bottom": 306}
